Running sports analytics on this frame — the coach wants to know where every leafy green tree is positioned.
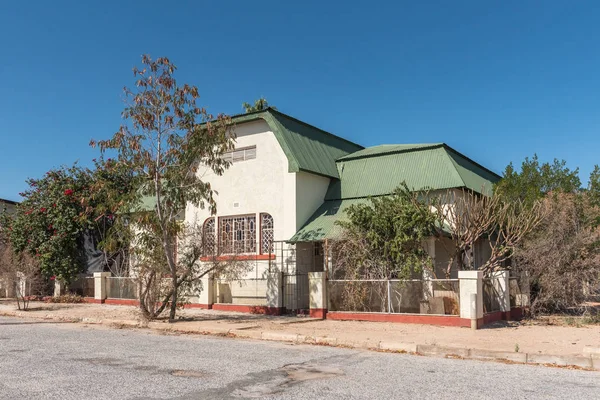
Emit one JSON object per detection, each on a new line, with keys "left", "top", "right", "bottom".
{"left": 242, "top": 97, "right": 274, "bottom": 113}
{"left": 92, "top": 55, "right": 236, "bottom": 322}
{"left": 0, "top": 160, "right": 131, "bottom": 284}
{"left": 495, "top": 155, "right": 581, "bottom": 206}
{"left": 333, "top": 184, "right": 436, "bottom": 280}
{"left": 330, "top": 185, "right": 436, "bottom": 312}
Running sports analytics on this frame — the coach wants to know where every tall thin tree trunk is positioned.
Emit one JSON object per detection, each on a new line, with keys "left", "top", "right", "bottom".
{"left": 169, "top": 276, "right": 177, "bottom": 322}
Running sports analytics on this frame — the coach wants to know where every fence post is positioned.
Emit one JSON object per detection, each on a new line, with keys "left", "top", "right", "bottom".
{"left": 387, "top": 279, "right": 392, "bottom": 313}
{"left": 198, "top": 275, "right": 213, "bottom": 309}
{"left": 308, "top": 272, "right": 327, "bottom": 319}
{"left": 54, "top": 280, "right": 64, "bottom": 297}
{"left": 491, "top": 270, "right": 510, "bottom": 314}
{"left": 458, "top": 270, "right": 483, "bottom": 329}
{"left": 266, "top": 271, "right": 283, "bottom": 314}
{"left": 94, "top": 272, "right": 111, "bottom": 303}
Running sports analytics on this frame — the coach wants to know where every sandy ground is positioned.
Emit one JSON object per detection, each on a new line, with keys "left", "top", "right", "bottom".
{"left": 1, "top": 299, "right": 598, "bottom": 356}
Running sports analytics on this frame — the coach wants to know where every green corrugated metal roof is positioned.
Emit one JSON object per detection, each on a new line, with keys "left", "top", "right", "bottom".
{"left": 337, "top": 143, "right": 443, "bottom": 160}
{"left": 230, "top": 109, "right": 363, "bottom": 178}
{"left": 291, "top": 143, "right": 500, "bottom": 242}
{"left": 325, "top": 144, "right": 499, "bottom": 200}
{"left": 289, "top": 198, "right": 370, "bottom": 242}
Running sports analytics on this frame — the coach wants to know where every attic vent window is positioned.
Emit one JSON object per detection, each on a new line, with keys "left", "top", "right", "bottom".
{"left": 223, "top": 145, "right": 256, "bottom": 163}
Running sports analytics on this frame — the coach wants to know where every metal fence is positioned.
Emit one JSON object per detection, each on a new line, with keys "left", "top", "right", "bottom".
{"left": 282, "top": 273, "right": 309, "bottom": 311}
{"left": 272, "top": 241, "right": 318, "bottom": 313}
{"left": 328, "top": 279, "right": 460, "bottom": 315}
{"left": 69, "top": 277, "right": 95, "bottom": 297}
{"left": 106, "top": 277, "right": 137, "bottom": 299}
{"left": 483, "top": 278, "right": 501, "bottom": 313}
{"left": 509, "top": 276, "right": 526, "bottom": 308}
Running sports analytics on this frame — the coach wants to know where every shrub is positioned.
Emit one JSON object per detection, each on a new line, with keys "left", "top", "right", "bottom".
{"left": 47, "top": 294, "right": 85, "bottom": 303}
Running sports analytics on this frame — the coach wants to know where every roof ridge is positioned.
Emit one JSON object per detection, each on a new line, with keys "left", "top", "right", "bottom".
{"left": 267, "top": 108, "right": 364, "bottom": 149}
{"left": 442, "top": 147, "right": 468, "bottom": 189}
{"left": 441, "top": 144, "right": 502, "bottom": 180}
{"left": 226, "top": 108, "right": 364, "bottom": 149}
{"left": 0, "top": 198, "right": 19, "bottom": 205}
{"left": 338, "top": 143, "right": 445, "bottom": 161}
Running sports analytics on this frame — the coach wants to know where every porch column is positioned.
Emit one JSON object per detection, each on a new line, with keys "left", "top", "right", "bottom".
{"left": 458, "top": 270, "right": 483, "bottom": 329}
{"left": 266, "top": 271, "right": 283, "bottom": 314}
{"left": 94, "top": 272, "right": 111, "bottom": 302}
{"left": 198, "top": 275, "right": 213, "bottom": 309}
{"left": 491, "top": 270, "right": 510, "bottom": 313}
{"left": 309, "top": 271, "right": 327, "bottom": 319}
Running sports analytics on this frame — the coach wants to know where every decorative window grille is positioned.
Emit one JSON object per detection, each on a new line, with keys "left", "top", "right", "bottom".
{"left": 222, "top": 145, "right": 256, "bottom": 164}
{"left": 203, "top": 218, "right": 216, "bottom": 256}
{"left": 219, "top": 215, "right": 256, "bottom": 254}
{"left": 260, "top": 213, "right": 274, "bottom": 254}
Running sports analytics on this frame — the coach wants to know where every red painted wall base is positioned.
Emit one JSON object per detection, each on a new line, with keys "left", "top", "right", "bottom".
{"left": 309, "top": 308, "right": 327, "bottom": 319}
{"left": 84, "top": 297, "right": 104, "bottom": 304}
{"left": 104, "top": 298, "right": 140, "bottom": 306}
{"left": 183, "top": 303, "right": 213, "bottom": 309}
{"left": 211, "top": 303, "right": 283, "bottom": 315}
{"left": 326, "top": 312, "right": 471, "bottom": 327}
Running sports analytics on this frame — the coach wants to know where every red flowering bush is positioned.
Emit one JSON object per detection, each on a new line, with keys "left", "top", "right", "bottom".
{"left": 1, "top": 162, "right": 134, "bottom": 284}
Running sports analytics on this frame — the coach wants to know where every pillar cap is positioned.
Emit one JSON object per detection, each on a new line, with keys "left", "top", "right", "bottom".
{"left": 458, "top": 270, "right": 483, "bottom": 279}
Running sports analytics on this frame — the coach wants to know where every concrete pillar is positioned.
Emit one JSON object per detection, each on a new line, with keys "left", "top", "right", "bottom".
{"left": 309, "top": 272, "right": 327, "bottom": 319}
{"left": 94, "top": 272, "right": 111, "bottom": 302}
{"left": 491, "top": 270, "right": 510, "bottom": 312}
{"left": 458, "top": 270, "right": 483, "bottom": 329}
{"left": 54, "top": 280, "right": 64, "bottom": 297}
{"left": 266, "top": 271, "right": 283, "bottom": 312}
{"left": 198, "top": 275, "right": 214, "bottom": 308}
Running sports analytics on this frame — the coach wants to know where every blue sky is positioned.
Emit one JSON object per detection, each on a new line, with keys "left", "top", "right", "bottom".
{"left": 1, "top": 1, "right": 599, "bottom": 201}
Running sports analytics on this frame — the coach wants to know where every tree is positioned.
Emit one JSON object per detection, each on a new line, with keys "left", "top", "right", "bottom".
{"left": 242, "top": 97, "right": 274, "bottom": 113}
{"left": 515, "top": 192, "right": 600, "bottom": 314}
{"left": 588, "top": 165, "right": 600, "bottom": 207}
{"left": 0, "top": 160, "right": 132, "bottom": 284}
{"left": 330, "top": 185, "right": 436, "bottom": 311}
{"left": 92, "top": 55, "right": 237, "bottom": 322}
{"left": 431, "top": 190, "right": 546, "bottom": 277}
{"left": 0, "top": 238, "right": 44, "bottom": 310}
{"left": 495, "top": 155, "right": 581, "bottom": 206}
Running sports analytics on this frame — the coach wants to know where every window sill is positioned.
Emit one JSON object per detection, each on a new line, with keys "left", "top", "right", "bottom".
{"left": 200, "top": 254, "right": 275, "bottom": 262}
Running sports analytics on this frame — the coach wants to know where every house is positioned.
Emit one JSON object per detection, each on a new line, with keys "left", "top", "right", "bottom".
{"left": 0, "top": 198, "right": 18, "bottom": 217}
{"left": 185, "top": 108, "right": 500, "bottom": 311}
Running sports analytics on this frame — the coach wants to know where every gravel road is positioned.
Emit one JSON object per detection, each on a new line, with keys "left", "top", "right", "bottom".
{"left": 0, "top": 316, "right": 598, "bottom": 399}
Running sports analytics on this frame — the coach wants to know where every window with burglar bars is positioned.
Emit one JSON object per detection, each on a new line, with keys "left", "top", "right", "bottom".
{"left": 203, "top": 213, "right": 274, "bottom": 256}
{"left": 222, "top": 145, "right": 256, "bottom": 164}
{"left": 260, "top": 213, "right": 274, "bottom": 254}
{"left": 220, "top": 215, "right": 256, "bottom": 254}
{"left": 203, "top": 218, "right": 216, "bottom": 255}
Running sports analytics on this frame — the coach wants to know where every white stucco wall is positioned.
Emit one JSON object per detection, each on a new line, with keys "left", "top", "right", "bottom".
{"left": 184, "top": 119, "right": 335, "bottom": 302}
{"left": 295, "top": 172, "right": 330, "bottom": 229}
{"left": 186, "top": 119, "right": 296, "bottom": 243}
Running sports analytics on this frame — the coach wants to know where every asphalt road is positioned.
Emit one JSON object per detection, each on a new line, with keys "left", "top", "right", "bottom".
{"left": 0, "top": 317, "right": 599, "bottom": 399}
